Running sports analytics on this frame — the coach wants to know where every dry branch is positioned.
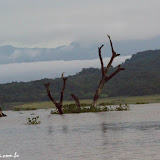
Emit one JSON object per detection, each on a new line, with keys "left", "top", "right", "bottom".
{"left": 44, "top": 73, "right": 68, "bottom": 114}
{"left": 71, "top": 93, "right": 81, "bottom": 108}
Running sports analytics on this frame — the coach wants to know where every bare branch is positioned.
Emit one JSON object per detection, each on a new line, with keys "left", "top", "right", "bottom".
{"left": 107, "top": 34, "right": 116, "bottom": 56}
{"left": 98, "top": 45, "right": 105, "bottom": 76}
{"left": 99, "top": 44, "right": 104, "bottom": 50}
{"left": 71, "top": 93, "right": 81, "bottom": 108}
{"left": 44, "top": 83, "right": 57, "bottom": 105}
{"left": 60, "top": 77, "right": 68, "bottom": 103}
{"left": 45, "top": 73, "right": 68, "bottom": 115}
{"left": 104, "top": 35, "right": 120, "bottom": 75}
{"left": 105, "top": 65, "right": 125, "bottom": 81}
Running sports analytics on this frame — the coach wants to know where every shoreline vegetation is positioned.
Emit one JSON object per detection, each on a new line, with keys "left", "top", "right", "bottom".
{"left": 7, "top": 94, "right": 160, "bottom": 111}
{"left": 50, "top": 104, "right": 130, "bottom": 114}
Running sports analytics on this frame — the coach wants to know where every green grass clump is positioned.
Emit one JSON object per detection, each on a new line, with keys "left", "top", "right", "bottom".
{"left": 26, "top": 116, "right": 41, "bottom": 125}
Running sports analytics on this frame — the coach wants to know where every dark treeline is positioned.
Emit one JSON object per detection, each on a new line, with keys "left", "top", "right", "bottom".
{"left": 0, "top": 49, "right": 160, "bottom": 103}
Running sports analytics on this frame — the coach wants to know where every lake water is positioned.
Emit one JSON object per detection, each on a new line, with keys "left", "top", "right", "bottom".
{"left": 0, "top": 103, "right": 160, "bottom": 160}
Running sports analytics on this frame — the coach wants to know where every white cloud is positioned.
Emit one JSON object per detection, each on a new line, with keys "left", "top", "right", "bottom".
{"left": 0, "top": 56, "right": 131, "bottom": 83}
{"left": 9, "top": 49, "right": 41, "bottom": 59}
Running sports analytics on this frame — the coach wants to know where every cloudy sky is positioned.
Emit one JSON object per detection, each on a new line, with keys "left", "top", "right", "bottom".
{"left": 0, "top": 0, "right": 159, "bottom": 83}
{"left": 0, "top": 0, "right": 160, "bottom": 47}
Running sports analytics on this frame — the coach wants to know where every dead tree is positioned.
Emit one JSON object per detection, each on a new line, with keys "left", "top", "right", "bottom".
{"left": 71, "top": 93, "right": 81, "bottom": 109}
{"left": 44, "top": 73, "right": 67, "bottom": 114}
{"left": 91, "top": 35, "right": 125, "bottom": 107}
{"left": 0, "top": 107, "right": 7, "bottom": 117}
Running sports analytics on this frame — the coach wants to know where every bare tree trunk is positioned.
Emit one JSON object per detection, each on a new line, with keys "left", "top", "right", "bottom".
{"left": 71, "top": 93, "right": 81, "bottom": 108}
{"left": 92, "top": 78, "right": 106, "bottom": 107}
{"left": 91, "top": 35, "right": 125, "bottom": 107}
{"left": 45, "top": 73, "right": 67, "bottom": 114}
{"left": 56, "top": 103, "right": 63, "bottom": 115}
{"left": 0, "top": 107, "right": 6, "bottom": 117}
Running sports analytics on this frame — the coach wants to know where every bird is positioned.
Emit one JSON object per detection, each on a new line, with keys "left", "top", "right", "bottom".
{"left": 61, "top": 72, "right": 65, "bottom": 78}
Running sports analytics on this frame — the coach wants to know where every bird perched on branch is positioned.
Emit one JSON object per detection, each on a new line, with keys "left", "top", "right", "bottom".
{"left": 61, "top": 72, "right": 65, "bottom": 78}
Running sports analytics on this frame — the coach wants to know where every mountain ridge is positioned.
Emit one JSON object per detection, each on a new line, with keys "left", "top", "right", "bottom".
{"left": 0, "top": 36, "right": 160, "bottom": 64}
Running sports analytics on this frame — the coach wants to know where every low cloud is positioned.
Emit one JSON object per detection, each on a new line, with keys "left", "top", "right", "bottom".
{"left": 0, "top": 56, "right": 131, "bottom": 83}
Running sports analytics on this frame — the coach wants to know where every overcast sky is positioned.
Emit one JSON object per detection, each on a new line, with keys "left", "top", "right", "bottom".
{"left": 0, "top": 0, "right": 160, "bottom": 47}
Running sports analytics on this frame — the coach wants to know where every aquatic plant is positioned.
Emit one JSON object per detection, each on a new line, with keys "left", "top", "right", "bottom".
{"left": 115, "top": 104, "right": 130, "bottom": 111}
{"left": 51, "top": 104, "right": 81, "bottom": 114}
{"left": 109, "top": 106, "right": 114, "bottom": 111}
{"left": 26, "top": 116, "right": 41, "bottom": 125}
{"left": 50, "top": 104, "right": 130, "bottom": 114}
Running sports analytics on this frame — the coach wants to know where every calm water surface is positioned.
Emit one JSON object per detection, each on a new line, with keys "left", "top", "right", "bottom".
{"left": 0, "top": 103, "right": 160, "bottom": 160}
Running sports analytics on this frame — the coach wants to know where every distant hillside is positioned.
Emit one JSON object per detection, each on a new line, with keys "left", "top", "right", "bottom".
{"left": 0, "top": 49, "right": 160, "bottom": 104}
{"left": 0, "top": 36, "right": 160, "bottom": 64}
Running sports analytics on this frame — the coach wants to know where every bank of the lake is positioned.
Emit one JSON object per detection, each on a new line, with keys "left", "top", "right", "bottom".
{"left": 5, "top": 94, "right": 160, "bottom": 110}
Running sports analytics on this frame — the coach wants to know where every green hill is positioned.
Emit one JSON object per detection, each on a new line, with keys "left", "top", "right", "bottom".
{"left": 0, "top": 49, "right": 160, "bottom": 104}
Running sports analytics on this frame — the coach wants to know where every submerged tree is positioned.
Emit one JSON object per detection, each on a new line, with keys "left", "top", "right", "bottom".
{"left": 45, "top": 35, "right": 125, "bottom": 113}
{"left": 44, "top": 73, "right": 67, "bottom": 114}
{"left": 91, "top": 35, "right": 125, "bottom": 107}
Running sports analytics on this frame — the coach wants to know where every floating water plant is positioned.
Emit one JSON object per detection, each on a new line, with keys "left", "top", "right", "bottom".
{"left": 115, "top": 104, "right": 130, "bottom": 111}
{"left": 26, "top": 116, "right": 41, "bottom": 125}
{"left": 50, "top": 104, "right": 130, "bottom": 114}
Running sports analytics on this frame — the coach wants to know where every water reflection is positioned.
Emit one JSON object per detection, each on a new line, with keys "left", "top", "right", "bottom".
{"left": 101, "top": 122, "right": 107, "bottom": 133}
{"left": 62, "top": 125, "right": 68, "bottom": 133}
{"left": 100, "top": 121, "right": 160, "bottom": 132}
{"left": 48, "top": 125, "right": 53, "bottom": 135}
